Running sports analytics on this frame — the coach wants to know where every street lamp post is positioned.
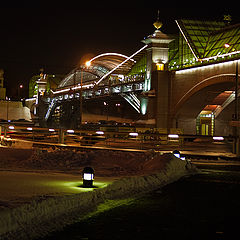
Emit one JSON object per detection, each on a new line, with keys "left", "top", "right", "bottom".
{"left": 224, "top": 43, "right": 240, "bottom": 156}
{"left": 6, "top": 97, "right": 9, "bottom": 122}
{"left": 79, "top": 67, "right": 83, "bottom": 128}
{"left": 235, "top": 61, "right": 239, "bottom": 156}
{"left": 18, "top": 84, "right": 23, "bottom": 100}
{"left": 79, "top": 61, "right": 91, "bottom": 128}
{"left": 235, "top": 61, "right": 238, "bottom": 122}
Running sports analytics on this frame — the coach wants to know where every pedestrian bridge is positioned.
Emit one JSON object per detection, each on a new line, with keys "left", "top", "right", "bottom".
{"left": 37, "top": 18, "right": 240, "bottom": 136}
{"left": 43, "top": 49, "right": 147, "bottom": 122}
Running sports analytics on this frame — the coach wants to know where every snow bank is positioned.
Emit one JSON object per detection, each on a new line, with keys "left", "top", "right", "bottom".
{"left": 0, "top": 154, "right": 197, "bottom": 240}
{"left": 0, "top": 148, "right": 169, "bottom": 176}
{"left": 0, "top": 147, "right": 33, "bottom": 168}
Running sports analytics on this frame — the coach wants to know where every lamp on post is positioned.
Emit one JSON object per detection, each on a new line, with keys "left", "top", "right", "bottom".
{"left": 224, "top": 43, "right": 239, "bottom": 156}
{"left": 18, "top": 84, "right": 23, "bottom": 100}
{"left": 79, "top": 66, "right": 83, "bottom": 128}
{"left": 5, "top": 96, "right": 10, "bottom": 122}
{"left": 172, "top": 150, "right": 180, "bottom": 158}
{"left": 235, "top": 60, "right": 239, "bottom": 156}
{"left": 172, "top": 150, "right": 186, "bottom": 160}
{"left": 79, "top": 61, "right": 91, "bottom": 128}
{"left": 82, "top": 167, "right": 94, "bottom": 188}
{"left": 85, "top": 61, "right": 91, "bottom": 68}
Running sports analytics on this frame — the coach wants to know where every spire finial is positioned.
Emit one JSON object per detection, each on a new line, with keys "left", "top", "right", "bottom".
{"left": 223, "top": 14, "right": 232, "bottom": 24}
{"left": 153, "top": 10, "right": 162, "bottom": 30}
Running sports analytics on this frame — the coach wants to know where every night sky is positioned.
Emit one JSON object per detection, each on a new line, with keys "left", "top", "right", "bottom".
{"left": 0, "top": 4, "right": 239, "bottom": 98}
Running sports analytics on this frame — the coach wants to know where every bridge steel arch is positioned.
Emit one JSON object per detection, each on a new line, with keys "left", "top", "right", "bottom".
{"left": 57, "top": 65, "right": 108, "bottom": 89}
{"left": 57, "top": 52, "right": 137, "bottom": 90}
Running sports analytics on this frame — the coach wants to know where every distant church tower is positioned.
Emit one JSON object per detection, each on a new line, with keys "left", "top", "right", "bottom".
{"left": 0, "top": 69, "right": 6, "bottom": 100}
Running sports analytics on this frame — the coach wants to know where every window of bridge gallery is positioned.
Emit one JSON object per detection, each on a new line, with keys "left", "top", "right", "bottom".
{"left": 168, "top": 34, "right": 197, "bottom": 70}
{"left": 196, "top": 110, "right": 215, "bottom": 136}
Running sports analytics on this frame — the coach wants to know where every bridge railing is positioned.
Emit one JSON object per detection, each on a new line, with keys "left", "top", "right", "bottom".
{"left": 0, "top": 124, "right": 234, "bottom": 157}
{"left": 51, "top": 82, "right": 144, "bottom": 102}
{"left": 53, "top": 73, "right": 145, "bottom": 97}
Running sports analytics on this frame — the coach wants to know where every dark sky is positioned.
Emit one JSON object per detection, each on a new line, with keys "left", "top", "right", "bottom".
{"left": 0, "top": 4, "right": 239, "bottom": 98}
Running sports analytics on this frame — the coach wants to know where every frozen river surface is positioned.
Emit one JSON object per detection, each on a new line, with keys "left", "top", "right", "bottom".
{"left": 0, "top": 170, "right": 115, "bottom": 209}
{"left": 39, "top": 169, "right": 240, "bottom": 240}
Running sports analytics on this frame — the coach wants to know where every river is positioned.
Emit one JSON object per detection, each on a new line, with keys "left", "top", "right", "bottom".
{"left": 38, "top": 168, "right": 240, "bottom": 239}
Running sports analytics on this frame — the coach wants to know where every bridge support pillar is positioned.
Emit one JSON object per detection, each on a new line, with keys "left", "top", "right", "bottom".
{"left": 58, "top": 128, "right": 65, "bottom": 144}
{"left": 150, "top": 71, "right": 171, "bottom": 129}
{"left": 4, "top": 126, "right": 7, "bottom": 138}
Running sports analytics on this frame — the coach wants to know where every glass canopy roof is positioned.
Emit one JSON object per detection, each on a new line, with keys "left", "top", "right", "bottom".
{"left": 204, "top": 23, "right": 240, "bottom": 59}
{"left": 57, "top": 53, "right": 138, "bottom": 89}
{"left": 177, "top": 19, "right": 226, "bottom": 59}
{"left": 169, "top": 19, "right": 240, "bottom": 70}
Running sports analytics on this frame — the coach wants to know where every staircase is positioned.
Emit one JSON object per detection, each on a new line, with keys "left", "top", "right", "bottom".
{"left": 120, "top": 93, "right": 140, "bottom": 113}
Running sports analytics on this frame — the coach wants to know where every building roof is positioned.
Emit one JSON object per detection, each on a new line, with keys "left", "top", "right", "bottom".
{"left": 176, "top": 19, "right": 240, "bottom": 61}
{"left": 204, "top": 23, "right": 240, "bottom": 60}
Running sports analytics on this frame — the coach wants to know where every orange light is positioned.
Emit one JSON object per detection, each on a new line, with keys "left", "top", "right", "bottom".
{"left": 224, "top": 43, "right": 230, "bottom": 48}
{"left": 85, "top": 61, "right": 91, "bottom": 67}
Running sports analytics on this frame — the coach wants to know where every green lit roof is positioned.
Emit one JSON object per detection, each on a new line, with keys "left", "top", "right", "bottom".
{"left": 204, "top": 23, "right": 240, "bottom": 59}
{"left": 170, "top": 19, "right": 240, "bottom": 69}
{"left": 176, "top": 19, "right": 226, "bottom": 59}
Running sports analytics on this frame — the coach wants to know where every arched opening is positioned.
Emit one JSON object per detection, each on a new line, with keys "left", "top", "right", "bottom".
{"left": 173, "top": 76, "right": 235, "bottom": 135}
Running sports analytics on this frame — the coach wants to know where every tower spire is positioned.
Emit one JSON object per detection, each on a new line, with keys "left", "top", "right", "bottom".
{"left": 153, "top": 10, "right": 162, "bottom": 30}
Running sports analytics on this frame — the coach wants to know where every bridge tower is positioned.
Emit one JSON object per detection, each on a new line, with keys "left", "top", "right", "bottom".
{"left": 35, "top": 70, "right": 48, "bottom": 126}
{"left": 142, "top": 15, "right": 174, "bottom": 128}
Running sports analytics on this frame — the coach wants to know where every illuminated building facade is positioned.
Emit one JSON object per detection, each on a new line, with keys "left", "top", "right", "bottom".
{"left": 169, "top": 19, "right": 240, "bottom": 135}
{"left": 29, "top": 72, "right": 64, "bottom": 98}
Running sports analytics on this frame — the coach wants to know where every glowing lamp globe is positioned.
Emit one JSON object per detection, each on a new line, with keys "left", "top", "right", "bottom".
{"left": 85, "top": 61, "right": 91, "bottom": 67}
{"left": 172, "top": 150, "right": 186, "bottom": 160}
{"left": 153, "top": 20, "right": 163, "bottom": 30}
{"left": 82, "top": 167, "right": 94, "bottom": 188}
{"left": 172, "top": 150, "right": 180, "bottom": 159}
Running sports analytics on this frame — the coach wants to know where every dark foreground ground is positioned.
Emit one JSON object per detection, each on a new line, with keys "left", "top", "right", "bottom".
{"left": 39, "top": 167, "right": 240, "bottom": 240}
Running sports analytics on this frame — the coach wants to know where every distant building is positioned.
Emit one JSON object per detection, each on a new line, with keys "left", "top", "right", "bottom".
{"left": 0, "top": 101, "right": 31, "bottom": 121}
{"left": 0, "top": 69, "right": 6, "bottom": 100}
{"left": 29, "top": 72, "right": 64, "bottom": 98}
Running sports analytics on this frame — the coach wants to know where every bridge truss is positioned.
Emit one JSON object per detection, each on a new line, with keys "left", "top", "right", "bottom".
{"left": 41, "top": 46, "right": 148, "bottom": 128}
